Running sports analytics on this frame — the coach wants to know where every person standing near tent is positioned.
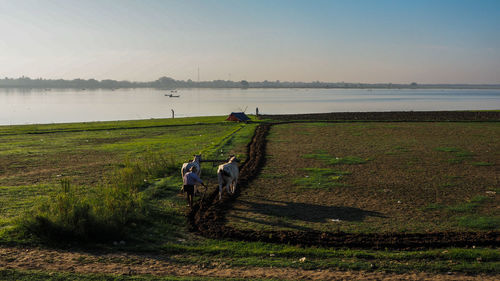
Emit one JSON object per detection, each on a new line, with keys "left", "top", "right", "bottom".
{"left": 182, "top": 166, "right": 206, "bottom": 208}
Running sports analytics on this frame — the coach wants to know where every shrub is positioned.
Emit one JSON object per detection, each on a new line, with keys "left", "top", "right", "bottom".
{"left": 21, "top": 150, "right": 178, "bottom": 243}
{"left": 111, "top": 149, "right": 177, "bottom": 192}
{"left": 21, "top": 179, "right": 145, "bottom": 242}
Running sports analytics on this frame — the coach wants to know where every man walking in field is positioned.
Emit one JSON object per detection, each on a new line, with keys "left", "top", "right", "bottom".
{"left": 182, "top": 166, "right": 206, "bottom": 208}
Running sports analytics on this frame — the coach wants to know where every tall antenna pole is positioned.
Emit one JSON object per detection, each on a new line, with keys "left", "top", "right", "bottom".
{"left": 197, "top": 67, "right": 200, "bottom": 82}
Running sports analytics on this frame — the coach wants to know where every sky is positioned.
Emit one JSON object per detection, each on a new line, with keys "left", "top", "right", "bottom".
{"left": 0, "top": 0, "right": 499, "bottom": 84}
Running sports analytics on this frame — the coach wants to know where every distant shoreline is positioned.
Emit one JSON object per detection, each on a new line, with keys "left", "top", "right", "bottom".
{"left": 1, "top": 76, "right": 499, "bottom": 90}
{"left": 2, "top": 86, "right": 500, "bottom": 90}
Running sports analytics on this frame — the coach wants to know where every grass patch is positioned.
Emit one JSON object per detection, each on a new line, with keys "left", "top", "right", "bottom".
{"left": 293, "top": 168, "right": 350, "bottom": 189}
{"left": 302, "top": 152, "right": 332, "bottom": 161}
{"left": 447, "top": 196, "right": 491, "bottom": 213}
{"left": 20, "top": 175, "right": 150, "bottom": 243}
{"left": 0, "top": 116, "right": 234, "bottom": 136}
{"left": 423, "top": 196, "right": 498, "bottom": 230}
{"left": 436, "top": 147, "right": 476, "bottom": 164}
{"left": 0, "top": 185, "right": 59, "bottom": 220}
{"left": 435, "top": 147, "right": 461, "bottom": 153}
{"left": 0, "top": 117, "right": 258, "bottom": 245}
{"left": 18, "top": 150, "right": 181, "bottom": 243}
{"left": 422, "top": 203, "right": 446, "bottom": 211}
{"left": 456, "top": 216, "right": 500, "bottom": 230}
{"left": 199, "top": 123, "right": 257, "bottom": 162}
{"left": 439, "top": 182, "right": 455, "bottom": 188}
{"left": 455, "top": 151, "right": 474, "bottom": 158}
{"left": 303, "top": 152, "right": 368, "bottom": 165}
{"left": 161, "top": 239, "right": 500, "bottom": 274}
{"left": 472, "top": 162, "right": 494, "bottom": 166}
{"left": 0, "top": 119, "right": 247, "bottom": 186}
{"left": 329, "top": 156, "right": 368, "bottom": 165}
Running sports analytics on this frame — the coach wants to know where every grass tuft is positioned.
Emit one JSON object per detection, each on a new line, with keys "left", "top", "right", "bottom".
{"left": 303, "top": 153, "right": 368, "bottom": 165}
{"left": 293, "top": 168, "right": 350, "bottom": 189}
{"left": 435, "top": 147, "right": 461, "bottom": 153}
{"left": 436, "top": 147, "right": 477, "bottom": 165}
{"left": 456, "top": 216, "right": 500, "bottom": 230}
{"left": 471, "top": 162, "right": 494, "bottom": 166}
{"left": 329, "top": 156, "right": 367, "bottom": 165}
{"left": 447, "top": 195, "right": 490, "bottom": 213}
{"left": 422, "top": 203, "right": 446, "bottom": 211}
{"left": 302, "top": 153, "right": 332, "bottom": 161}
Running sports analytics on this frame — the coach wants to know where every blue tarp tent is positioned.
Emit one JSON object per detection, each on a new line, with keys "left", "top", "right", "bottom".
{"left": 226, "top": 112, "right": 250, "bottom": 122}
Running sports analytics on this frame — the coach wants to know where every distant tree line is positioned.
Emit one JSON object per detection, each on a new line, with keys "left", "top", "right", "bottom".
{"left": 1, "top": 76, "right": 499, "bottom": 89}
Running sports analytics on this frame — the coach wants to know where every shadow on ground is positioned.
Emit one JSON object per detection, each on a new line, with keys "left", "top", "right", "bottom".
{"left": 230, "top": 199, "right": 386, "bottom": 231}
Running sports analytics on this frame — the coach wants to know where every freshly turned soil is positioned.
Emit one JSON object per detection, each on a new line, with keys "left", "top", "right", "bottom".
{"left": 190, "top": 112, "right": 500, "bottom": 249}
{"left": 260, "top": 111, "right": 500, "bottom": 122}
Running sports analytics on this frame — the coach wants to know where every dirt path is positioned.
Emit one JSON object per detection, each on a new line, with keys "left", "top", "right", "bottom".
{"left": 0, "top": 245, "right": 496, "bottom": 280}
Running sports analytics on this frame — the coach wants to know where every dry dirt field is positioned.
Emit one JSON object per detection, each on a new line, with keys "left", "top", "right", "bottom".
{"left": 226, "top": 122, "right": 499, "bottom": 233}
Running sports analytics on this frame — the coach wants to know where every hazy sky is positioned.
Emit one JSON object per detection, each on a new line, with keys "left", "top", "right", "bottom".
{"left": 1, "top": 0, "right": 499, "bottom": 83}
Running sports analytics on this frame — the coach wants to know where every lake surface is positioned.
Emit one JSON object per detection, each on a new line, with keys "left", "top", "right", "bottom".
{"left": 1, "top": 88, "right": 499, "bottom": 125}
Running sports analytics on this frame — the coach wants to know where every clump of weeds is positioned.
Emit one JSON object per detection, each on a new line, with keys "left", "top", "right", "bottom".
{"left": 471, "top": 162, "right": 494, "bottom": 166}
{"left": 456, "top": 216, "right": 499, "bottom": 230}
{"left": 19, "top": 150, "right": 178, "bottom": 243}
{"left": 303, "top": 151, "right": 369, "bottom": 165}
{"left": 293, "top": 168, "right": 350, "bottom": 189}
{"left": 447, "top": 195, "right": 491, "bottom": 213}
{"left": 435, "top": 147, "right": 476, "bottom": 164}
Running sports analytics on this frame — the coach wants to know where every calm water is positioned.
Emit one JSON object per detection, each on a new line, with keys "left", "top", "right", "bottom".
{"left": 1, "top": 88, "right": 499, "bottom": 125}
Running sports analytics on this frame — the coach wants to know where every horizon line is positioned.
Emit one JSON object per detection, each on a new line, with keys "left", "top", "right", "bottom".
{"left": 2, "top": 76, "right": 500, "bottom": 86}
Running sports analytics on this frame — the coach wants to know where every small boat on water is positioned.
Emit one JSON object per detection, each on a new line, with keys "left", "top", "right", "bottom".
{"left": 165, "top": 94, "right": 180, "bottom": 98}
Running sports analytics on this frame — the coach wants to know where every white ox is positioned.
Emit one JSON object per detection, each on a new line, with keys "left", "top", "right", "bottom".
{"left": 217, "top": 156, "right": 240, "bottom": 200}
{"left": 181, "top": 155, "right": 202, "bottom": 193}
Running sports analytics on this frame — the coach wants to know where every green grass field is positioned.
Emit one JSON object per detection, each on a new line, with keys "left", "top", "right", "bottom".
{"left": 0, "top": 117, "right": 256, "bottom": 186}
{"left": 0, "top": 116, "right": 257, "bottom": 244}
